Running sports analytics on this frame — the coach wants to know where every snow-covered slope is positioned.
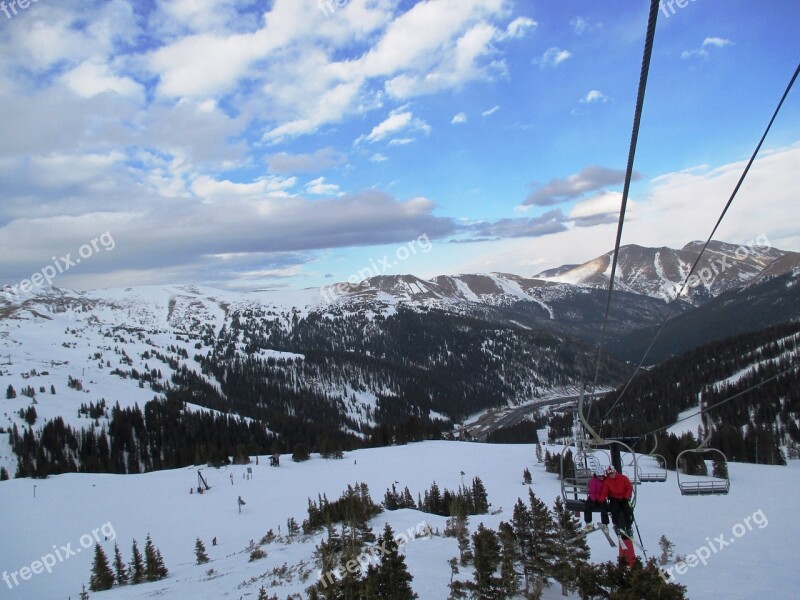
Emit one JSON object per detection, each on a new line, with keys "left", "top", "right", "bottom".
{"left": 0, "top": 441, "right": 795, "bottom": 600}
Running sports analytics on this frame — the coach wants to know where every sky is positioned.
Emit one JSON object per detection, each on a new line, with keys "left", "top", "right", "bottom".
{"left": 0, "top": 0, "right": 799, "bottom": 293}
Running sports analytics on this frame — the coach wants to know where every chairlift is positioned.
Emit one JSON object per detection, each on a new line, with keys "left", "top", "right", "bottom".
{"left": 676, "top": 409, "right": 730, "bottom": 496}
{"left": 636, "top": 434, "right": 668, "bottom": 483}
{"left": 560, "top": 389, "right": 639, "bottom": 512}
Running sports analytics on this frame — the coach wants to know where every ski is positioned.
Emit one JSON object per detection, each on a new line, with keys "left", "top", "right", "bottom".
{"left": 567, "top": 524, "right": 615, "bottom": 547}
{"left": 598, "top": 524, "right": 616, "bottom": 547}
{"left": 615, "top": 527, "right": 646, "bottom": 552}
{"left": 567, "top": 525, "right": 598, "bottom": 544}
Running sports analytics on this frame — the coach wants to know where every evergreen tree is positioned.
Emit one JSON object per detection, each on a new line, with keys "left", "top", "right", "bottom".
{"left": 195, "top": 537, "right": 210, "bottom": 564}
{"left": 470, "top": 523, "right": 502, "bottom": 598}
{"left": 144, "top": 534, "right": 168, "bottom": 581}
{"left": 0, "top": 466, "right": 9, "bottom": 481}
{"left": 597, "top": 558, "right": 688, "bottom": 598}
{"left": 535, "top": 442, "right": 543, "bottom": 463}
{"left": 658, "top": 535, "right": 676, "bottom": 565}
{"left": 552, "top": 496, "right": 589, "bottom": 596}
{"left": 130, "top": 539, "right": 145, "bottom": 584}
{"left": 6, "top": 384, "right": 15, "bottom": 399}
{"left": 89, "top": 544, "right": 115, "bottom": 591}
{"left": 112, "top": 542, "right": 128, "bottom": 585}
{"left": 522, "top": 467, "right": 532, "bottom": 485}
{"left": 712, "top": 455, "right": 728, "bottom": 479}
{"left": 471, "top": 477, "right": 489, "bottom": 514}
{"left": 512, "top": 490, "right": 558, "bottom": 597}
{"left": 79, "top": 583, "right": 90, "bottom": 600}
{"left": 292, "top": 442, "right": 310, "bottom": 462}
{"left": 365, "top": 523, "right": 418, "bottom": 599}
{"left": 498, "top": 521, "right": 520, "bottom": 598}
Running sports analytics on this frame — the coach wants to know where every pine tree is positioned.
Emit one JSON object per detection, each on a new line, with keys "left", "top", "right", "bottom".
{"left": 0, "top": 466, "right": 9, "bottom": 481}
{"left": 6, "top": 384, "right": 16, "bottom": 399}
{"left": 597, "top": 558, "right": 688, "bottom": 598}
{"left": 470, "top": 524, "right": 502, "bottom": 598}
{"left": 130, "top": 539, "right": 145, "bottom": 584}
{"left": 498, "top": 521, "right": 520, "bottom": 597}
{"left": 89, "top": 544, "right": 115, "bottom": 591}
{"left": 112, "top": 542, "right": 128, "bottom": 585}
{"left": 658, "top": 535, "right": 676, "bottom": 565}
{"left": 79, "top": 583, "right": 90, "bottom": 600}
{"left": 144, "top": 534, "right": 169, "bottom": 581}
{"left": 471, "top": 477, "right": 489, "bottom": 514}
{"left": 552, "top": 496, "right": 589, "bottom": 596}
{"left": 513, "top": 491, "right": 558, "bottom": 597}
{"left": 535, "top": 442, "right": 543, "bottom": 463}
{"left": 365, "top": 523, "right": 418, "bottom": 599}
{"left": 522, "top": 467, "right": 532, "bottom": 485}
{"left": 195, "top": 537, "right": 210, "bottom": 564}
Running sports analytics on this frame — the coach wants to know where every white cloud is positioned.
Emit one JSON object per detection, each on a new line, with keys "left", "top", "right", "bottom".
{"left": 369, "top": 153, "right": 388, "bottom": 163}
{"left": 305, "top": 176, "right": 343, "bottom": 196}
{"left": 681, "top": 37, "right": 734, "bottom": 59}
{"left": 482, "top": 105, "right": 500, "bottom": 117}
{"left": 451, "top": 112, "right": 468, "bottom": 124}
{"left": 580, "top": 90, "right": 609, "bottom": 104}
{"left": 535, "top": 47, "right": 572, "bottom": 68}
{"left": 388, "top": 138, "right": 416, "bottom": 146}
{"left": 570, "top": 16, "right": 591, "bottom": 35}
{"left": 357, "top": 110, "right": 430, "bottom": 144}
{"left": 61, "top": 60, "right": 144, "bottom": 100}
{"left": 502, "top": 16, "right": 537, "bottom": 39}
{"left": 192, "top": 175, "right": 298, "bottom": 200}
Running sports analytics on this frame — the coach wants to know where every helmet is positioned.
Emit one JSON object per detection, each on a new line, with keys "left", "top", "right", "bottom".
{"left": 594, "top": 467, "right": 606, "bottom": 477}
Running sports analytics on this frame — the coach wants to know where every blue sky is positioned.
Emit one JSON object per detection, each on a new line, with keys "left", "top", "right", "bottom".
{"left": 0, "top": 0, "right": 799, "bottom": 293}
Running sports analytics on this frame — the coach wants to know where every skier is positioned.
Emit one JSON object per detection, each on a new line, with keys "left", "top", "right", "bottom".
{"left": 598, "top": 465, "right": 634, "bottom": 537}
{"left": 583, "top": 467, "right": 610, "bottom": 531}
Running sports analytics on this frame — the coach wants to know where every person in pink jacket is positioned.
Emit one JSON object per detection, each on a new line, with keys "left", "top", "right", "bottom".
{"left": 583, "top": 467, "right": 610, "bottom": 530}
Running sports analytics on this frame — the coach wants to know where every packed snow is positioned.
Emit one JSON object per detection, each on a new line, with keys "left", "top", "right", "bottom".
{"left": 0, "top": 441, "right": 796, "bottom": 600}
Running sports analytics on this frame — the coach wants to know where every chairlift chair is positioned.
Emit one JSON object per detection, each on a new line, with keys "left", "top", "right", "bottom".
{"left": 676, "top": 411, "right": 730, "bottom": 496}
{"left": 637, "top": 434, "right": 668, "bottom": 483}
{"left": 560, "top": 389, "right": 639, "bottom": 511}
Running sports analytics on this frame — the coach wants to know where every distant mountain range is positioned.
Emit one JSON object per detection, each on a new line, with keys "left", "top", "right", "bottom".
{"left": 1, "top": 239, "right": 799, "bottom": 477}
{"left": 535, "top": 240, "right": 800, "bottom": 305}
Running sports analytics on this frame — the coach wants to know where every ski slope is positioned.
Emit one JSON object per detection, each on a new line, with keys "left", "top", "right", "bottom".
{"left": 0, "top": 441, "right": 797, "bottom": 600}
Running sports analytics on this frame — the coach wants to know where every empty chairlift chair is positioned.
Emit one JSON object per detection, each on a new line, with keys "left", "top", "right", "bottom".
{"left": 676, "top": 412, "right": 730, "bottom": 496}
{"left": 637, "top": 435, "right": 668, "bottom": 483}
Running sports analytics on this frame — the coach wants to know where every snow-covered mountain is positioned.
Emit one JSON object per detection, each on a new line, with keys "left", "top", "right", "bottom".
{"left": 535, "top": 240, "right": 797, "bottom": 305}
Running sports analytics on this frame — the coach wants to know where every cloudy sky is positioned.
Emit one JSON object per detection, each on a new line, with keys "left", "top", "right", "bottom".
{"left": 1, "top": 0, "right": 799, "bottom": 293}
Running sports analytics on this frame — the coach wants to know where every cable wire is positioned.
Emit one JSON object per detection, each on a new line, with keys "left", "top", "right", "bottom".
{"left": 637, "top": 362, "right": 800, "bottom": 440}
{"left": 589, "top": 0, "right": 661, "bottom": 409}
{"left": 601, "top": 61, "right": 800, "bottom": 423}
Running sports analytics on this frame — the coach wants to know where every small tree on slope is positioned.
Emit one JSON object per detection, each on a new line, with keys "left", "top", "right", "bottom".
{"left": 89, "top": 544, "right": 115, "bottom": 591}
